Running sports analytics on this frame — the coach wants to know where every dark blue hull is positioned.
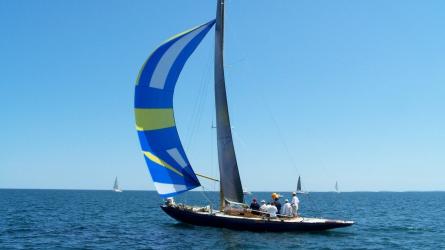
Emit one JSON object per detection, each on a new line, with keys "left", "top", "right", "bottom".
{"left": 161, "top": 205, "right": 354, "bottom": 232}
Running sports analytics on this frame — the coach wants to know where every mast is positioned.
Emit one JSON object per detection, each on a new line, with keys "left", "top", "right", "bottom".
{"left": 215, "top": 0, "right": 244, "bottom": 209}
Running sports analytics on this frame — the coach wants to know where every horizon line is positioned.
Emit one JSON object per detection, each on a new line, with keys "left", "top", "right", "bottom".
{"left": 1, "top": 188, "right": 444, "bottom": 193}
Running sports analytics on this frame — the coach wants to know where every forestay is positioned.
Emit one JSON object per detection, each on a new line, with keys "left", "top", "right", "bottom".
{"left": 135, "top": 20, "right": 215, "bottom": 198}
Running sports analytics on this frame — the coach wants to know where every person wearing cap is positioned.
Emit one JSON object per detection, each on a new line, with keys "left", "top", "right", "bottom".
{"left": 259, "top": 200, "right": 267, "bottom": 212}
{"left": 281, "top": 199, "right": 292, "bottom": 216}
{"left": 291, "top": 192, "right": 300, "bottom": 217}
{"left": 272, "top": 194, "right": 282, "bottom": 215}
{"left": 249, "top": 198, "right": 260, "bottom": 211}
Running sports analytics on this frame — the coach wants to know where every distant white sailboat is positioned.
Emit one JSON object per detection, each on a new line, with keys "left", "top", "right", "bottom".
{"left": 335, "top": 181, "right": 340, "bottom": 193}
{"left": 113, "top": 177, "right": 122, "bottom": 192}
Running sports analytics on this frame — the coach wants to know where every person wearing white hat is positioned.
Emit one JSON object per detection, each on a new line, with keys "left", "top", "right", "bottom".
{"left": 165, "top": 197, "right": 175, "bottom": 207}
{"left": 291, "top": 192, "right": 300, "bottom": 217}
{"left": 281, "top": 199, "right": 292, "bottom": 216}
{"left": 259, "top": 200, "right": 267, "bottom": 212}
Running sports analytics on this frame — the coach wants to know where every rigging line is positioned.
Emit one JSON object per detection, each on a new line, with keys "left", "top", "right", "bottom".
{"left": 210, "top": 126, "right": 214, "bottom": 182}
{"left": 200, "top": 185, "right": 216, "bottom": 209}
{"left": 184, "top": 189, "right": 188, "bottom": 205}
{"left": 190, "top": 75, "right": 211, "bottom": 141}
{"left": 223, "top": 0, "right": 247, "bottom": 69}
{"left": 230, "top": 127, "right": 247, "bottom": 149}
{"left": 257, "top": 85, "right": 300, "bottom": 177}
{"left": 184, "top": 44, "right": 213, "bottom": 150}
{"left": 185, "top": 81, "right": 210, "bottom": 152}
{"left": 209, "top": 117, "right": 218, "bottom": 192}
{"left": 185, "top": 77, "right": 208, "bottom": 150}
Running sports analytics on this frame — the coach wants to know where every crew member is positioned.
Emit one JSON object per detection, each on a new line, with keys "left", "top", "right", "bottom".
{"left": 281, "top": 199, "right": 292, "bottom": 216}
{"left": 249, "top": 198, "right": 260, "bottom": 215}
{"left": 259, "top": 200, "right": 267, "bottom": 212}
{"left": 266, "top": 202, "right": 278, "bottom": 218}
{"left": 272, "top": 195, "right": 282, "bottom": 215}
{"left": 291, "top": 192, "right": 300, "bottom": 217}
{"left": 165, "top": 197, "right": 175, "bottom": 207}
{"left": 249, "top": 198, "right": 260, "bottom": 211}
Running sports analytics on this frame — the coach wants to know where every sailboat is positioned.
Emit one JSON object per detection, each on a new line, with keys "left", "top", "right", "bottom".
{"left": 243, "top": 190, "right": 252, "bottom": 196}
{"left": 335, "top": 181, "right": 340, "bottom": 193}
{"left": 296, "top": 176, "right": 307, "bottom": 194}
{"left": 113, "top": 177, "right": 122, "bottom": 192}
{"left": 134, "top": 0, "right": 353, "bottom": 231}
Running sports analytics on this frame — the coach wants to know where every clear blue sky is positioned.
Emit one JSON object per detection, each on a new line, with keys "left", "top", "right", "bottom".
{"left": 1, "top": 0, "right": 444, "bottom": 191}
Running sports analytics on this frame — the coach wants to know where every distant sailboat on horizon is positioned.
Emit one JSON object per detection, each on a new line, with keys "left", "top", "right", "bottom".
{"left": 335, "top": 181, "right": 340, "bottom": 193}
{"left": 113, "top": 177, "right": 122, "bottom": 192}
{"left": 296, "top": 176, "right": 308, "bottom": 194}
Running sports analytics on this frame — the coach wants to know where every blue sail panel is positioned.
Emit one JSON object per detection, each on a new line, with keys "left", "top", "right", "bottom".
{"left": 135, "top": 20, "right": 215, "bottom": 198}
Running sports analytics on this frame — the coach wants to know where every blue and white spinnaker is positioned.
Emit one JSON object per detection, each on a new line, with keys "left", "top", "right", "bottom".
{"left": 135, "top": 20, "right": 215, "bottom": 197}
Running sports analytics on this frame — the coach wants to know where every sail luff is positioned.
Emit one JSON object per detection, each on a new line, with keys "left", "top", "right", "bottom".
{"left": 215, "top": 0, "right": 244, "bottom": 207}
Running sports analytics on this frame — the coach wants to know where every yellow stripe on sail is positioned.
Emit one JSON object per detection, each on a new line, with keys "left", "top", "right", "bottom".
{"left": 135, "top": 108, "right": 175, "bottom": 131}
{"left": 143, "top": 151, "right": 183, "bottom": 177}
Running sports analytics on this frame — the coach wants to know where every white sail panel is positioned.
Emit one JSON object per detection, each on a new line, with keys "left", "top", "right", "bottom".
{"left": 149, "top": 24, "right": 212, "bottom": 90}
{"left": 153, "top": 182, "right": 188, "bottom": 195}
{"left": 167, "top": 148, "right": 188, "bottom": 168}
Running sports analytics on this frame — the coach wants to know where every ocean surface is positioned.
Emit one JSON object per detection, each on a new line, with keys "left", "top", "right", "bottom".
{"left": 0, "top": 190, "right": 444, "bottom": 249}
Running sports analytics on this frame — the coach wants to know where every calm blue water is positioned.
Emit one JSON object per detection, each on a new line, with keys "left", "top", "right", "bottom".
{"left": 0, "top": 190, "right": 444, "bottom": 249}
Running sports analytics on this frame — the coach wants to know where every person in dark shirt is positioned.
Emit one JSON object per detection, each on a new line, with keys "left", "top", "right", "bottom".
{"left": 250, "top": 198, "right": 260, "bottom": 211}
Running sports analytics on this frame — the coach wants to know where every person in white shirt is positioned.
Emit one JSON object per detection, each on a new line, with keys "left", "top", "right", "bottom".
{"left": 266, "top": 203, "right": 278, "bottom": 218}
{"left": 165, "top": 197, "right": 175, "bottom": 207}
{"left": 259, "top": 200, "right": 267, "bottom": 212}
{"left": 281, "top": 199, "right": 292, "bottom": 216}
{"left": 291, "top": 192, "right": 300, "bottom": 217}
